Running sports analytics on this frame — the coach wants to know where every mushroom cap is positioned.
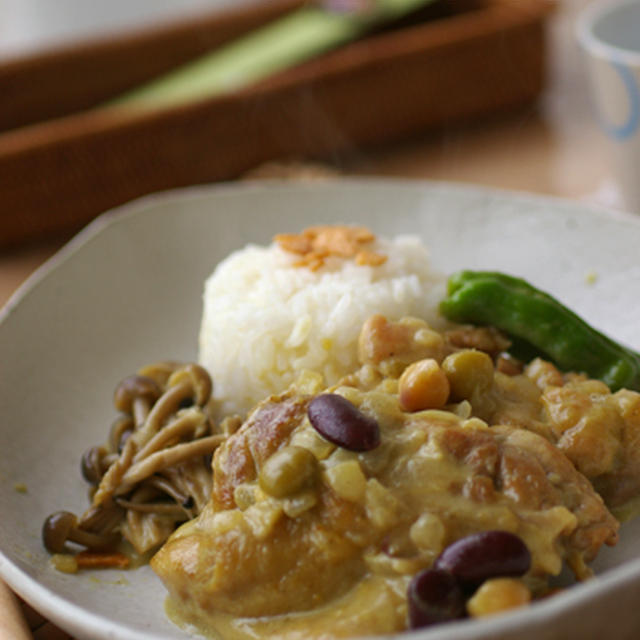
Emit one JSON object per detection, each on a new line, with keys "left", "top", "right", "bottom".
{"left": 113, "top": 375, "right": 162, "bottom": 414}
{"left": 80, "top": 446, "right": 108, "bottom": 485}
{"left": 42, "top": 511, "right": 77, "bottom": 553}
{"left": 167, "top": 364, "right": 213, "bottom": 407}
{"left": 137, "top": 361, "right": 181, "bottom": 388}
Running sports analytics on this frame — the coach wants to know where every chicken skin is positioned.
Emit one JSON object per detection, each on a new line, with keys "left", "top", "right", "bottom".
{"left": 152, "top": 317, "right": 620, "bottom": 638}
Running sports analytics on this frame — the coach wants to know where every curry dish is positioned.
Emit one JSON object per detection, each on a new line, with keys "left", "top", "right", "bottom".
{"left": 42, "top": 226, "right": 640, "bottom": 637}
{"left": 152, "top": 314, "right": 626, "bottom": 638}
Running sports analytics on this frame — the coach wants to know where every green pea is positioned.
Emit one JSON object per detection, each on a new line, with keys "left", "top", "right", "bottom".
{"left": 259, "top": 446, "right": 318, "bottom": 498}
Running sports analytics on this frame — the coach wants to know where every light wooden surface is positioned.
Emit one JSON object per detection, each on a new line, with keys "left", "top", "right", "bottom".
{"left": 0, "top": 1, "right": 622, "bottom": 638}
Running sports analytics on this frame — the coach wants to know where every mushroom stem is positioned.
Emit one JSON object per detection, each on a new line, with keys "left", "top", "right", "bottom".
{"left": 68, "top": 528, "right": 116, "bottom": 550}
{"left": 162, "top": 458, "right": 212, "bottom": 514}
{"left": 115, "top": 498, "right": 190, "bottom": 518}
{"left": 117, "top": 435, "right": 224, "bottom": 494}
{"left": 133, "top": 408, "right": 206, "bottom": 463}
{"left": 92, "top": 436, "right": 137, "bottom": 507}
{"left": 147, "top": 475, "right": 191, "bottom": 507}
{"left": 132, "top": 396, "right": 152, "bottom": 429}
{"left": 79, "top": 503, "right": 124, "bottom": 534}
{"left": 108, "top": 415, "right": 134, "bottom": 453}
{"left": 102, "top": 452, "right": 119, "bottom": 468}
{"left": 134, "top": 382, "right": 193, "bottom": 446}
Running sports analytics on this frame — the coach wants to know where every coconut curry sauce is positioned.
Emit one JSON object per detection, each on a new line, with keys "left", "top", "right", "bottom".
{"left": 151, "top": 315, "right": 629, "bottom": 639}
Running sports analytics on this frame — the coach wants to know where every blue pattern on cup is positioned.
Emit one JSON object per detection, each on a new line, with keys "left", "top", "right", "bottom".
{"left": 600, "top": 61, "right": 640, "bottom": 141}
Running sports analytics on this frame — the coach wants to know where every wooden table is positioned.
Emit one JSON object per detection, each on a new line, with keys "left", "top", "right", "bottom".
{"left": 0, "top": 0, "right": 621, "bottom": 637}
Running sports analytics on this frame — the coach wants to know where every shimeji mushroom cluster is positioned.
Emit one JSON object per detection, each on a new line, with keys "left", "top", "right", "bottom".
{"left": 43, "top": 362, "right": 229, "bottom": 564}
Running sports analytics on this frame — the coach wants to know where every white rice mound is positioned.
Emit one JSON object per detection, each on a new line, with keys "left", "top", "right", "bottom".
{"left": 198, "top": 233, "right": 446, "bottom": 417}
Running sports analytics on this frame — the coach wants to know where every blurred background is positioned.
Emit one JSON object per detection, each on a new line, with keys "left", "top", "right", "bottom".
{"left": 0, "top": 0, "right": 242, "bottom": 57}
{"left": 1, "top": 0, "right": 613, "bottom": 309}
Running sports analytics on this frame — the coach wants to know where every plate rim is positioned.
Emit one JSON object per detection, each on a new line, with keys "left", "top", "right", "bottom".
{"left": 3, "top": 176, "right": 639, "bottom": 326}
{"left": 3, "top": 176, "right": 640, "bottom": 639}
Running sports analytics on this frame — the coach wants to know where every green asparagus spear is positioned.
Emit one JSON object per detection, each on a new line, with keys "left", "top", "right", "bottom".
{"left": 110, "top": 0, "right": 437, "bottom": 110}
{"left": 440, "top": 270, "right": 640, "bottom": 392}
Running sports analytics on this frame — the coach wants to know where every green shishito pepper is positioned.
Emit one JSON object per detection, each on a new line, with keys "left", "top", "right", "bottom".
{"left": 439, "top": 270, "right": 640, "bottom": 392}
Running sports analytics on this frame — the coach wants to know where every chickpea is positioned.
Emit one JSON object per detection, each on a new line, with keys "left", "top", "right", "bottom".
{"left": 442, "top": 350, "right": 494, "bottom": 401}
{"left": 259, "top": 446, "right": 318, "bottom": 498}
{"left": 467, "top": 578, "right": 531, "bottom": 618}
{"left": 399, "top": 359, "right": 450, "bottom": 412}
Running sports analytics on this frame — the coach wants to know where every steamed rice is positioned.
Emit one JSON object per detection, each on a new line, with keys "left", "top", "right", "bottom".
{"left": 198, "top": 231, "right": 445, "bottom": 417}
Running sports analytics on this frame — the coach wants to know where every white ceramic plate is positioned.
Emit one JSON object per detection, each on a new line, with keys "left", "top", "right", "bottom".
{"left": 3, "top": 179, "right": 640, "bottom": 640}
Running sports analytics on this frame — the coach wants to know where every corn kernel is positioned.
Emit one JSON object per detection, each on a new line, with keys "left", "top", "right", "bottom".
{"left": 291, "top": 426, "right": 335, "bottom": 460}
{"left": 282, "top": 490, "right": 318, "bottom": 518}
{"left": 365, "top": 479, "right": 399, "bottom": 530}
{"left": 409, "top": 513, "right": 446, "bottom": 554}
{"left": 244, "top": 500, "right": 283, "bottom": 540}
{"left": 324, "top": 460, "right": 367, "bottom": 503}
{"left": 294, "top": 369, "right": 325, "bottom": 394}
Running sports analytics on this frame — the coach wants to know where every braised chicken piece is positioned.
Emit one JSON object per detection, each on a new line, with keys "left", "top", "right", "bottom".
{"left": 152, "top": 316, "right": 620, "bottom": 639}
{"left": 473, "top": 356, "right": 640, "bottom": 515}
{"left": 359, "top": 316, "right": 640, "bottom": 515}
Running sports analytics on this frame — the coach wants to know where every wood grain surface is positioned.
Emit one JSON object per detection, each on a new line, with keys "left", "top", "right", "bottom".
{"left": 0, "top": 0, "right": 552, "bottom": 248}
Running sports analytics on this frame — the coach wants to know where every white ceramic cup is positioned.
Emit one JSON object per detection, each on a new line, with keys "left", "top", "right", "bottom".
{"left": 577, "top": 0, "right": 640, "bottom": 213}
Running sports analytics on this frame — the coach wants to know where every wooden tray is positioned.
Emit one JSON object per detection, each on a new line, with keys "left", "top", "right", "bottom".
{"left": 0, "top": 0, "right": 554, "bottom": 247}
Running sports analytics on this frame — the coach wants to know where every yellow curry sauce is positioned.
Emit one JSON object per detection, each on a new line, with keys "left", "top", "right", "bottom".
{"left": 151, "top": 315, "right": 629, "bottom": 639}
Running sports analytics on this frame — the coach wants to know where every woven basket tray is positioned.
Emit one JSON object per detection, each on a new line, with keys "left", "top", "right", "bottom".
{"left": 0, "top": 0, "right": 554, "bottom": 247}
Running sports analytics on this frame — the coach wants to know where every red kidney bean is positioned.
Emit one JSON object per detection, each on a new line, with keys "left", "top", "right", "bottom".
{"left": 408, "top": 568, "right": 466, "bottom": 629}
{"left": 434, "top": 530, "right": 531, "bottom": 589}
{"left": 307, "top": 393, "right": 380, "bottom": 452}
